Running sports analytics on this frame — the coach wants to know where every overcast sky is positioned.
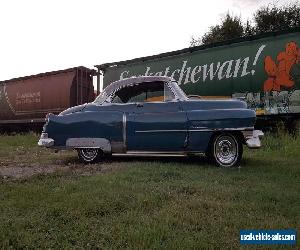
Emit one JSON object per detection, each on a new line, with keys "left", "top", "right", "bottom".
{"left": 0, "top": 0, "right": 293, "bottom": 81}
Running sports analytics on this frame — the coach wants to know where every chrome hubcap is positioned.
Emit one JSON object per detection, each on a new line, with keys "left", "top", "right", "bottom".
{"left": 80, "top": 148, "right": 98, "bottom": 161}
{"left": 215, "top": 135, "right": 237, "bottom": 165}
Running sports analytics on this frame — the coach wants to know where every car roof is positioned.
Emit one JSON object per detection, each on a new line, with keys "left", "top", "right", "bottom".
{"left": 104, "top": 76, "right": 173, "bottom": 94}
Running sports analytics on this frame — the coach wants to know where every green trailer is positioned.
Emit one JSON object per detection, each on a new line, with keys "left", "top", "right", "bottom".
{"left": 96, "top": 28, "right": 300, "bottom": 129}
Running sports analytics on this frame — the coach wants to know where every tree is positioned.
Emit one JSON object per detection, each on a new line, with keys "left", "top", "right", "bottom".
{"left": 253, "top": 2, "right": 300, "bottom": 34}
{"left": 244, "top": 20, "right": 254, "bottom": 36}
{"left": 190, "top": 14, "right": 244, "bottom": 46}
{"left": 190, "top": 2, "right": 300, "bottom": 47}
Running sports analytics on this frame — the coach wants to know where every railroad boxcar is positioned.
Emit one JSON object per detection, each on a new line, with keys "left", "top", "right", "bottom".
{"left": 0, "top": 67, "right": 96, "bottom": 131}
{"left": 95, "top": 28, "right": 300, "bottom": 131}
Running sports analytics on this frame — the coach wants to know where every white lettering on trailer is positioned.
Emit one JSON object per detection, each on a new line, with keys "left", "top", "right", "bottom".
{"left": 119, "top": 45, "right": 266, "bottom": 86}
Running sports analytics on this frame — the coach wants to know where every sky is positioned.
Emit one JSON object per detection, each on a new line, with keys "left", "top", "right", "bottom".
{"left": 0, "top": 0, "right": 294, "bottom": 82}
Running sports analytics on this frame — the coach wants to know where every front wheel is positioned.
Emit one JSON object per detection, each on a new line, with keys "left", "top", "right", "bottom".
{"left": 208, "top": 133, "right": 243, "bottom": 167}
{"left": 77, "top": 148, "right": 102, "bottom": 163}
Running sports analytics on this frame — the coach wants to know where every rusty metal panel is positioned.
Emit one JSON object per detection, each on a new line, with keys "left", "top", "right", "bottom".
{"left": 0, "top": 71, "right": 75, "bottom": 122}
{"left": 0, "top": 67, "right": 95, "bottom": 124}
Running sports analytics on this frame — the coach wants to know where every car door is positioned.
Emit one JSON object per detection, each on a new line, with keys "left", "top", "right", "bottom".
{"left": 126, "top": 100, "right": 188, "bottom": 152}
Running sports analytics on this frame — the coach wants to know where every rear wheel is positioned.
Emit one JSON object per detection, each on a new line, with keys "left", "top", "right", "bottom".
{"left": 77, "top": 148, "right": 102, "bottom": 163}
{"left": 208, "top": 133, "right": 243, "bottom": 167}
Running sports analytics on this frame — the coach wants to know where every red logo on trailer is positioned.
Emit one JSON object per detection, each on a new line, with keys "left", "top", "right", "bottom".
{"left": 263, "top": 41, "right": 300, "bottom": 91}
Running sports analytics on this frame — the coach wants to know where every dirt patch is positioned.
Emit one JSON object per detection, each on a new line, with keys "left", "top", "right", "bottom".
{"left": 0, "top": 161, "right": 127, "bottom": 180}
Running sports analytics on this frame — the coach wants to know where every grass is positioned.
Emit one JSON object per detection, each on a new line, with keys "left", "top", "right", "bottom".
{"left": 0, "top": 132, "right": 299, "bottom": 248}
{"left": 0, "top": 132, "right": 75, "bottom": 165}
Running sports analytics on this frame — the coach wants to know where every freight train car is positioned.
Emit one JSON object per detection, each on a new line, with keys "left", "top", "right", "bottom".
{"left": 96, "top": 28, "right": 300, "bottom": 131}
{"left": 0, "top": 67, "right": 95, "bottom": 132}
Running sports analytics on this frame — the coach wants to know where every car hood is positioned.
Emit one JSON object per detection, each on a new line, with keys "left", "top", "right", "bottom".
{"left": 182, "top": 99, "right": 248, "bottom": 110}
{"left": 59, "top": 103, "right": 87, "bottom": 116}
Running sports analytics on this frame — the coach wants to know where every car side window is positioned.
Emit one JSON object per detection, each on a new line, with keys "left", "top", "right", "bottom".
{"left": 110, "top": 81, "right": 175, "bottom": 104}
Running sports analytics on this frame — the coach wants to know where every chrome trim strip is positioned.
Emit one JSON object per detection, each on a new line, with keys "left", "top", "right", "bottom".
{"left": 113, "top": 153, "right": 187, "bottom": 157}
{"left": 136, "top": 129, "right": 186, "bottom": 133}
{"left": 189, "top": 127, "right": 254, "bottom": 132}
{"left": 118, "top": 151, "right": 206, "bottom": 157}
{"left": 123, "top": 113, "right": 127, "bottom": 149}
{"left": 190, "top": 126, "right": 209, "bottom": 129}
{"left": 127, "top": 150, "right": 187, "bottom": 154}
{"left": 135, "top": 127, "right": 254, "bottom": 133}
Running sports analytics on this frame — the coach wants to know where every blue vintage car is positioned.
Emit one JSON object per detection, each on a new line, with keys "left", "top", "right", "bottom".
{"left": 38, "top": 76, "right": 263, "bottom": 167}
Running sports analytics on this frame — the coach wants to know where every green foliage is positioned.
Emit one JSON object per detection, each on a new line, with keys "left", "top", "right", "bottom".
{"left": 254, "top": 2, "right": 300, "bottom": 34}
{"left": 0, "top": 133, "right": 38, "bottom": 148}
{"left": 190, "top": 1, "right": 300, "bottom": 46}
{"left": 0, "top": 133, "right": 299, "bottom": 248}
{"left": 0, "top": 133, "right": 74, "bottom": 164}
{"left": 191, "top": 14, "right": 244, "bottom": 46}
{"left": 204, "top": 14, "right": 244, "bottom": 45}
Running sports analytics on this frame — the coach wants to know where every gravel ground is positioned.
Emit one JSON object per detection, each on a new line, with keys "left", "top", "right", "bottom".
{"left": 0, "top": 160, "right": 127, "bottom": 180}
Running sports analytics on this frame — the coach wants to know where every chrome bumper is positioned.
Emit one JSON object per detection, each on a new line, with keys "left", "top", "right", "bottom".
{"left": 242, "top": 130, "right": 264, "bottom": 149}
{"left": 38, "top": 133, "right": 54, "bottom": 147}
